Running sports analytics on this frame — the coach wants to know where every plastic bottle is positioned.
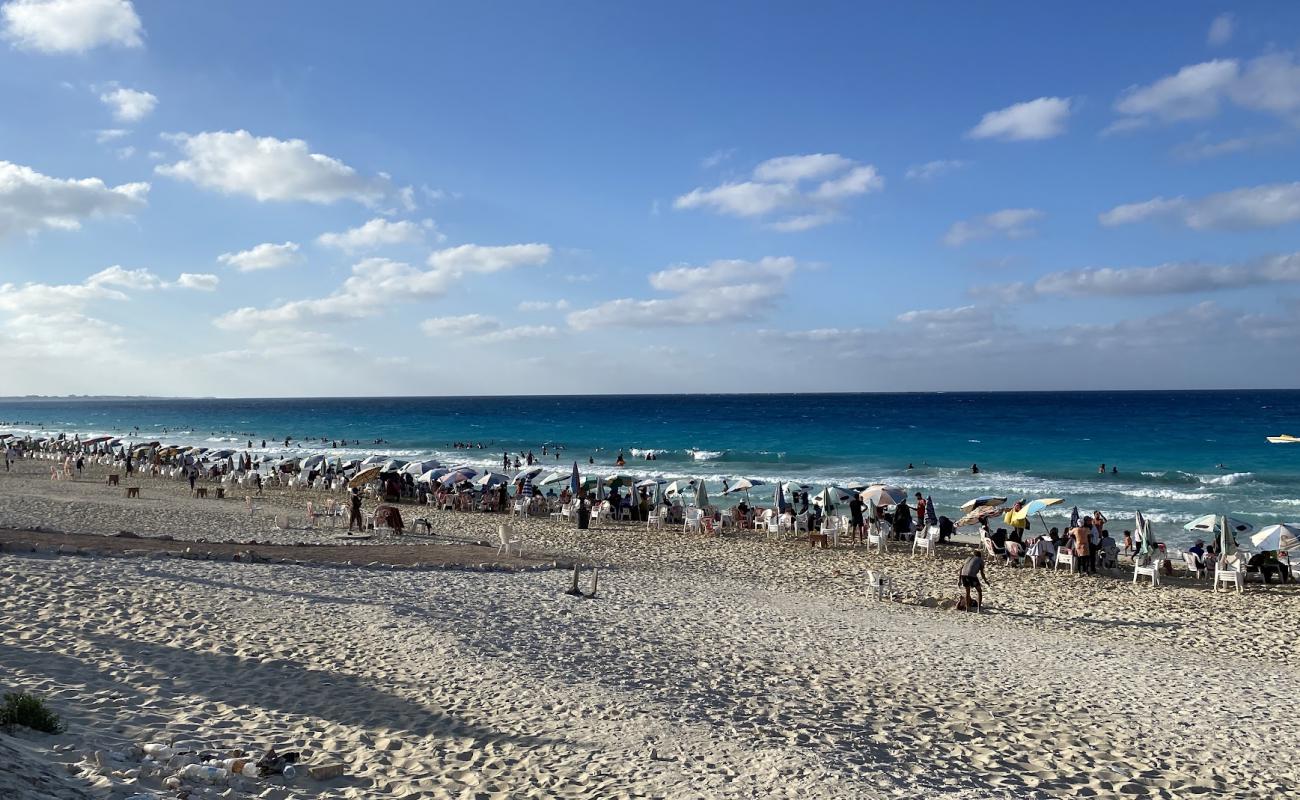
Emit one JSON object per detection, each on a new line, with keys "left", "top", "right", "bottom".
{"left": 180, "top": 764, "right": 229, "bottom": 784}
{"left": 217, "top": 758, "right": 247, "bottom": 774}
{"left": 282, "top": 765, "right": 297, "bottom": 781}
{"left": 238, "top": 762, "right": 260, "bottom": 779}
{"left": 141, "top": 743, "right": 173, "bottom": 760}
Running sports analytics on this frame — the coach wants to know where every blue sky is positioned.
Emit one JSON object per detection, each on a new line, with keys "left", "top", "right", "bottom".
{"left": 2, "top": 0, "right": 1299, "bottom": 396}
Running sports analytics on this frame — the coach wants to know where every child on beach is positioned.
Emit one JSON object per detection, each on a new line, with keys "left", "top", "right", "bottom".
{"left": 958, "top": 549, "right": 988, "bottom": 610}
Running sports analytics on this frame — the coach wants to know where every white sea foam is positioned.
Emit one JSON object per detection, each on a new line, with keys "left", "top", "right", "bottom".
{"left": 691, "top": 449, "right": 725, "bottom": 461}
{"left": 1119, "top": 487, "right": 1213, "bottom": 502}
{"left": 1192, "top": 472, "right": 1254, "bottom": 487}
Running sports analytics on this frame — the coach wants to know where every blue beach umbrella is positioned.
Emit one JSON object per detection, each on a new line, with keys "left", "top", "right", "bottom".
{"left": 775, "top": 482, "right": 787, "bottom": 514}
{"left": 1069, "top": 506, "right": 1080, "bottom": 528}
{"left": 570, "top": 462, "right": 580, "bottom": 495}
{"left": 925, "top": 495, "right": 937, "bottom": 526}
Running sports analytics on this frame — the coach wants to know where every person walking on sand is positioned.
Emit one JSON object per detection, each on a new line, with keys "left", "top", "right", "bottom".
{"left": 188, "top": 466, "right": 198, "bottom": 494}
{"left": 958, "top": 549, "right": 989, "bottom": 610}
{"left": 348, "top": 488, "right": 364, "bottom": 532}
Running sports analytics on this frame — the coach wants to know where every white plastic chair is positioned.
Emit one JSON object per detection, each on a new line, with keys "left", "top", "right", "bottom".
{"left": 496, "top": 524, "right": 523, "bottom": 557}
{"left": 866, "top": 520, "right": 886, "bottom": 553}
{"left": 1133, "top": 556, "right": 1161, "bottom": 586}
{"left": 1182, "top": 552, "right": 1208, "bottom": 580}
{"left": 794, "top": 513, "right": 809, "bottom": 534}
{"left": 1054, "top": 549, "right": 1077, "bottom": 573}
{"left": 1215, "top": 556, "right": 1244, "bottom": 593}
{"left": 912, "top": 525, "right": 939, "bottom": 557}
{"left": 512, "top": 499, "right": 528, "bottom": 519}
{"left": 866, "top": 570, "right": 894, "bottom": 601}
{"left": 647, "top": 506, "right": 667, "bottom": 531}
{"left": 684, "top": 507, "right": 704, "bottom": 534}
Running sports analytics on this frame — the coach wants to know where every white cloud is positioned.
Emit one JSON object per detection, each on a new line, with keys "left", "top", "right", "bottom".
{"left": 967, "top": 97, "right": 1072, "bottom": 141}
{"left": 1098, "top": 182, "right": 1300, "bottom": 230}
{"left": 517, "top": 299, "right": 569, "bottom": 311}
{"left": 174, "top": 272, "right": 218, "bottom": 291}
{"left": 943, "top": 208, "right": 1044, "bottom": 246}
{"left": 99, "top": 85, "right": 156, "bottom": 122}
{"left": 215, "top": 244, "right": 551, "bottom": 330}
{"left": 95, "top": 128, "right": 128, "bottom": 143}
{"left": 419, "top": 314, "right": 500, "bottom": 337}
{"left": 567, "top": 257, "right": 797, "bottom": 330}
{"left": 752, "top": 154, "right": 852, "bottom": 183}
{"left": 1, "top": 0, "right": 142, "bottom": 53}
{"left": 1113, "top": 60, "right": 1239, "bottom": 123}
{"left": 420, "top": 314, "right": 557, "bottom": 343}
{"left": 1207, "top": 13, "right": 1234, "bottom": 47}
{"left": 1110, "top": 52, "right": 1300, "bottom": 129}
{"left": 316, "top": 217, "right": 433, "bottom": 252}
{"left": 426, "top": 243, "right": 551, "bottom": 274}
{"left": 217, "top": 241, "right": 301, "bottom": 272}
{"left": 1009, "top": 252, "right": 1300, "bottom": 298}
{"left": 700, "top": 148, "right": 736, "bottom": 169}
{"left": 674, "top": 153, "right": 883, "bottom": 231}
{"left": 905, "top": 159, "right": 968, "bottom": 181}
{"left": 674, "top": 181, "right": 797, "bottom": 217}
{"left": 156, "top": 130, "right": 389, "bottom": 205}
{"left": 1171, "top": 132, "right": 1288, "bottom": 160}
{"left": 0, "top": 159, "right": 148, "bottom": 238}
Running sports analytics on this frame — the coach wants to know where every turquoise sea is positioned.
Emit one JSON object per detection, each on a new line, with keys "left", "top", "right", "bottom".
{"left": 3, "top": 392, "right": 1299, "bottom": 545}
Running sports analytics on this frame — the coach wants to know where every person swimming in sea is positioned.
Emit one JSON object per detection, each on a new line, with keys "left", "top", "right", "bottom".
{"left": 971, "top": 463, "right": 980, "bottom": 474}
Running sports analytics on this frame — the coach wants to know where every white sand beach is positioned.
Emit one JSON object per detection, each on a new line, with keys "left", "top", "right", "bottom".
{"left": 3, "top": 459, "right": 1299, "bottom": 799}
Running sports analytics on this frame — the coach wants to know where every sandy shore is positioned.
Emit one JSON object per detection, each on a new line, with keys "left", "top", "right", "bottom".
{"left": 2, "top": 458, "right": 1299, "bottom": 799}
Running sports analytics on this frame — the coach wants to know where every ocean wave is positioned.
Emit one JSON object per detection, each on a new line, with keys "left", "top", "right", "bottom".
{"left": 1193, "top": 471, "right": 1254, "bottom": 487}
{"left": 1140, "top": 471, "right": 1166, "bottom": 479}
{"left": 691, "top": 449, "right": 725, "bottom": 461}
{"left": 1118, "top": 487, "right": 1214, "bottom": 502}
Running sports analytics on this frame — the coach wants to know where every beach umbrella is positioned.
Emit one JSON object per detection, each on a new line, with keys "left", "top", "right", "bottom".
{"left": 514, "top": 466, "right": 544, "bottom": 482}
{"left": 405, "top": 459, "right": 440, "bottom": 475}
{"left": 361, "top": 455, "right": 387, "bottom": 466}
{"left": 474, "top": 471, "right": 509, "bottom": 488}
{"left": 694, "top": 479, "right": 709, "bottom": 508}
{"left": 955, "top": 506, "right": 1005, "bottom": 527}
{"left": 652, "top": 480, "right": 665, "bottom": 506}
{"left": 301, "top": 454, "right": 326, "bottom": 470}
{"left": 634, "top": 478, "right": 663, "bottom": 489}
{"left": 774, "top": 482, "right": 787, "bottom": 513}
{"left": 1010, "top": 498, "right": 1064, "bottom": 521}
{"left": 860, "top": 484, "right": 906, "bottom": 507}
{"left": 723, "top": 478, "right": 765, "bottom": 495}
{"left": 348, "top": 465, "right": 382, "bottom": 488}
{"left": 439, "top": 469, "right": 475, "bottom": 487}
{"left": 1249, "top": 524, "right": 1300, "bottom": 552}
{"left": 815, "top": 485, "right": 855, "bottom": 511}
{"left": 1184, "top": 514, "right": 1254, "bottom": 535}
{"left": 569, "top": 462, "right": 580, "bottom": 495}
{"left": 925, "top": 495, "right": 937, "bottom": 526}
{"left": 604, "top": 474, "right": 633, "bottom": 488}
{"left": 1217, "top": 515, "right": 1238, "bottom": 562}
{"left": 1135, "top": 511, "right": 1157, "bottom": 558}
{"left": 665, "top": 480, "right": 685, "bottom": 499}
{"left": 960, "top": 495, "right": 1006, "bottom": 512}
{"left": 380, "top": 458, "right": 408, "bottom": 473}
{"left": 1069, "top": 506, "right": 1080, "bottom": 528}
{"left": 417, "top": 468, "right": 448, "bottom": 484}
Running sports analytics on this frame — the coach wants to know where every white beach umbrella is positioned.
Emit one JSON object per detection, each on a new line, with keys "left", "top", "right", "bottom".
{"left": 405, "top": 459, "right": 441, "bottom": 475}
{"left": 474, "top": 471, "right": 510, "bottom": 488}
{"left": 815, "top": 485, "right": 855, "bottom": 509}
{"left": 1249, "top": 524, "right": 1300, "bottom": 553}
{"left": 418, "top": 468, "right": 449, "bottom": 484}
{"left": 860, "top": 484, "right": 906, "bottom": 507}
{"left": 361, "top": 455, "right": 387, "bottom": 466}
{"left": 300, "top": 454, "right": 326, "bottom": 470}
{"left": 694, "top": 479, "right": 709, "bottom": 509}
{"left": 537, "top": 471, "right": 567, "bottom": 486}
{"left": 665, "top": 480, "right": 685, "bottom": 500}
{"left": 722, "top": 478, "right": 765, "bottom": 495}
{"left": 1184, "top": 514, "right": 1254, "bottom": 535}
{"left": 380, "top": 458, "right": 409, "bottom": 473}
{"left": 514, "top": 466, "right": 545, "bottom": 482}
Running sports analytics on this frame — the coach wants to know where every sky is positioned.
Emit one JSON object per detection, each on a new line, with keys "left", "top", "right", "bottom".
{"left": 2, "top": 0, "right": 1300, "bottom": 396}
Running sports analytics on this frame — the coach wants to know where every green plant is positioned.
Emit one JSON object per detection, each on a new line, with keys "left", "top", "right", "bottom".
{"left": 1, "top": 691, "right": 64, "bottom": 734}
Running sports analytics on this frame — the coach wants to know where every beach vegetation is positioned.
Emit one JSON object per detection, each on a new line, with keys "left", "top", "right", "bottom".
{"left": 1, "top": 691, "right": 64, "bottom": 734}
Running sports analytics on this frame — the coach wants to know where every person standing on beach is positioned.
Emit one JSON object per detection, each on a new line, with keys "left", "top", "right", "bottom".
{"left": 958, "top": 549, "right": 988, "bottom": 610}
{"left": 1072, "top": 518, "right": 1094, "bottom": 574}
{"left": 348, "top": 488, "right": 364, "bottom": 532}
{"left": 188, "top": 466, "right": 198, "bottom": 494}
{"left": 848, "top": 494, "right": 865, "bottom": 544}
